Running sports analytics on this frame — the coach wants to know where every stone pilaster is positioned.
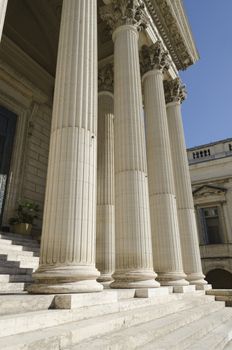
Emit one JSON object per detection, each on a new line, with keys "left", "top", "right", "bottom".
{"left": 0, "top": 0, "right": 7, "bottom": 41}
{"left": 28, "top": 0, "right": 102, "bottom": 293}
{"left": 164, "top": 78, "right": 206, "bottom": 286}
{"left": 140, "top": 41, "right": 188, "bottom": 286}
{"left": 96, "top": 64, "right": 115, "bottom": 285}
{"left": 100, "top": 0, "right": 159, "bottom": 288}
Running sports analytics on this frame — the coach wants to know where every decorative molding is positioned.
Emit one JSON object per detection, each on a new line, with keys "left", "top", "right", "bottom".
{"left": 193, "top": 185, "right": 227, "bottom": 201}
{"left": 100, "top": 0, "right": 150, "bottom": 33}
{"left": 144, "top": 0, "right": 199, "bottom": 70}
{"left": 140, "top": 40, "right": 170, "bottom": 75}
{"left": 98, "top": 63, "right": 114, "bottom": 93}
{"left": 164, "top": 77, "right": 186, "bottom": 104}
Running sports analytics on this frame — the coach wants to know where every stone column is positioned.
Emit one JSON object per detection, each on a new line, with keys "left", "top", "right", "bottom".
{"left": 164, "top": 78, "right": 206, "bottom": 286}
{"left": 140, "top": 42, "right": 188, "bottom": 286}
{"left": 100, "top": 1, "right": 159, "bottom": 289}
{"left": 0, "top": 0, "right": 7, "bottom": 41}
{"left": 96, "top": 64, "right": 115, "bottom": 285}
{"left": 28, "top": 0, "right": 102, "bottom": 294}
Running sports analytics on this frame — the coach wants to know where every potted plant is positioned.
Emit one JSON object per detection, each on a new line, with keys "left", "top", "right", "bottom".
{"left": 9, "top": 200, "right": 39, "bottom": 235}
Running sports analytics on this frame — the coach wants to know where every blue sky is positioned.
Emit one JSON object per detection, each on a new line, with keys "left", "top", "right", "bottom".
{"left": 180, "top": 0, "right": 232, "bottom": 148}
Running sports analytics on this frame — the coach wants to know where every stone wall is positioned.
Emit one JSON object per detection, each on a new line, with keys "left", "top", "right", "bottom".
{"left": 0, "top": 37, "right": 53, "bottom": 233}
{"left": 22, "top": 105, "right": 51, "bottom": 231}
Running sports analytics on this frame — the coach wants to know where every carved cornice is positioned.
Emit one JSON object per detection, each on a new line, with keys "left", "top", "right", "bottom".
{"left": 140, "top": 41, "right": 170, "bottom": 75}
{"left": 99, "top": 0, "right": 149, "bottom": 33}
{"left": 164, "top": 78, "right": 186, "bottom": 104}
{"left": 144, "top": 0, "right": 199, "bottom": 70}
{"left": 98, "top": 63, "right": 114, "bottom": 93}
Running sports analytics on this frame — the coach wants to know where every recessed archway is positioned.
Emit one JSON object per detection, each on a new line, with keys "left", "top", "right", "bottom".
{"left": 206, "top": 269, "right": 232, "bottom": 289}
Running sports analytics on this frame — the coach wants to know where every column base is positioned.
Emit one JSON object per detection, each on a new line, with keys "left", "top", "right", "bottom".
{"left": 157, "top": 272, "right": 189, "bottom": 287}
{"left": 27, "top": 265, "right": 103, "bottom": 294}
{"left": 110, "top": 269, "right": 160, "bottom": 289}
{"left": 186, "top": 272, "right": 207, "bottom": 286}
{"left": 97, "top": 273, "right": 113, "bottom": 285}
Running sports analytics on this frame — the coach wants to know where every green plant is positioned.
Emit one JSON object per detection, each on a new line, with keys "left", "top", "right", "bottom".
{"left": 9, "top": 200, "right": 39, "bottom": 225}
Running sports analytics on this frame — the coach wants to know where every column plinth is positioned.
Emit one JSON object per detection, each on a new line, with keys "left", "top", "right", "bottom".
{"left": 141, "top": 42, "right": 188, "bottom": 287}
{"left": 165, "top": 78, "right": 206, "bottom": 286}
{"left": 100, "top": 1, "right": 159, "bottom": 289}
{"left": 0, "top": 0, "right": 7, "bottom": 41}
{"left": 96, "top": 70, "right": 115, "bottom": 285}
{"left": 28, "top": 0, "right": 102, "bottom": 294}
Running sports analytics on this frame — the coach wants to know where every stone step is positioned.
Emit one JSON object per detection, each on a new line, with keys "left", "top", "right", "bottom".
{"left": 224, "top": 339, "right": 232, "bottom": 350}
{"left": 0, "top": 258, "right": 37, "bottom": 270}
{"left": 0, "top": 242, "right": 39, "bottom": 254}
{"left": 0, "top": 274, "right": 33, "bottom": 283}
{"left": 143, "top": 307, "right": 232, "bottom": 349}
{"left": 0, "top": 294, "right": 217, "bottom": 349}
{"left": 0, "top": 248, "right": 38, "bottom": 257}
{"left": 0, "top": 253, "right": 39, "bottom": 266}
{"left": 0, "top": 236, "right": 39, "bottom": 248}
{"left": 206, "top": 290, "right": 232, "bottom": 307}
{"left": 0, "top": 259, "right": 20, "bottom": 268}
{"left": 0, "top": 266, "right": 33, "bottom": 275}
{"left": 0, "top": 282, "right": 26, "bottom": 292}
{"left": 0, "top": 294, "right": 55, "bottom": 315}
{"left": 215, "top": 296, "right": 232, "bottom": 307}
{"left": 0, "top": 232, "right": 37, "bottom": 242}
{"left": 0, "top": 291, "right": 212, "bottom": 316}
{"left": 207, "top": 289, "right": 232, "bottom": 297}
{"left": 188, "top": 317, "right": 232, "bottom": 350}
{"left": 72, "top": 300, "right": 224, "bottom": 350}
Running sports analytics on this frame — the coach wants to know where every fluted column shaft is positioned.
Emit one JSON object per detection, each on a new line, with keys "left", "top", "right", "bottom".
{"left": 96, "top": 91, "right": 115, "bottom": 284}
{"left": 141, "top": 43, "right": 187, "bottom": 286}
{"left": 166, "top": 99, "right": 206, "bottom": 285}
{"left": 0, "top": 0, "right": 7, "bottom": 42}
{"left": 28, "top": 0, "right": 102, "bottom": 294}
{"left": 110, "top": 25, "right": 158, "bottom": 288}
{"left": 100, "top": 1, "right": 159, "bottom": 288}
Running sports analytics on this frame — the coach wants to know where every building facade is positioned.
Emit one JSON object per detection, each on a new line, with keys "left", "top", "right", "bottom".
{"left": 188, "top": 139, "right": 232, "bottom": 288}
{"left": 0, "top": 0, "right": 207, "bottom": 293}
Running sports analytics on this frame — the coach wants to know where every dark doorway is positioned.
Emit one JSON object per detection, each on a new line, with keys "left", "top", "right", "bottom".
{"left": 0, "top": 106, "right": 17, "bottom": 224}
{"left": 206, "top": 269, "right": 232, "bottom": 289}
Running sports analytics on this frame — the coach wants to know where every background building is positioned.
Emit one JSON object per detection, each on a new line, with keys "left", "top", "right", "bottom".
{"left": 188, "top": 138, "right": 232, "bottom": 288}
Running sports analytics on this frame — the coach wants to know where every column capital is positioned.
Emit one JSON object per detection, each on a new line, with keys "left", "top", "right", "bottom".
{"left": 100, "top": 0, "right": 149, "bottom": 33}
{"left": 164, "top": 78, "right": 187, "bottom": 104}
{"left": 98, "top": 63, "right": 114, "bottom": 93}
{"left": 140, "top": 41, "right": 170, "bottom": 75}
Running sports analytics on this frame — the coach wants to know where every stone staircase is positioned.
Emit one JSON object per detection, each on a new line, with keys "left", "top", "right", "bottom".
{"left": 207, "top": 289, "right": 232, "bottom": 307}
{"left": 0, "top": 290, "right": 231, "bottom": 349}
{"left": 0, "top": 232, "right": 232, "bottom": 349}
{"left": 0, "top": 231, "right": 39, "bottom": 292}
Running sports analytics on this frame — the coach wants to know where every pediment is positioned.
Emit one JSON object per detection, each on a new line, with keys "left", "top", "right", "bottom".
{"left": 193, "top": 185, "right": 227, "bottom": 198}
